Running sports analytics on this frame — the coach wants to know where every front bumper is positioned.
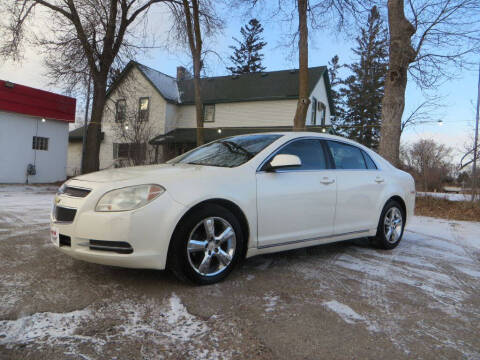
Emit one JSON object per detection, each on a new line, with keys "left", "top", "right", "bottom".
{"left": 50, "top": 181, "right": 186, "bottom": 270}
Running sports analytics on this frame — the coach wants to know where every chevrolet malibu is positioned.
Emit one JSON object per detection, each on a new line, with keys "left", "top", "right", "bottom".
{"left": 51, "top": 132, "right": 415, "bottom": 284}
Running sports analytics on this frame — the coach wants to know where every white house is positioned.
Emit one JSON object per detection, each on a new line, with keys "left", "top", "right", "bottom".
{"left": 68, "top": 61, "right": 334, "bottom": 170}
{"left": 0, "top": 80, "right": 76, "bottom": 183}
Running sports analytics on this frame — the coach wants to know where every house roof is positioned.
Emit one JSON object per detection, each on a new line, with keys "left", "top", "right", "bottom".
{"left": 107, "top": 61, "right": 334, "bottom": 113}
{"left": 69, "top": 126, "right": 104, "bottom": 142}
{"left": 0, "top": 80, "right": 76, "bottom": 122}
{"left": 177, "top": 67, "right": 328, "bottom": 105}
{"left": 136, "top": 63, "right": 179, "bottom": 102}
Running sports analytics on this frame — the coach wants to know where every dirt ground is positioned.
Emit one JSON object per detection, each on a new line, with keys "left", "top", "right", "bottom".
{"left": 1, "top": 185, "right": 480, "bottom": 360}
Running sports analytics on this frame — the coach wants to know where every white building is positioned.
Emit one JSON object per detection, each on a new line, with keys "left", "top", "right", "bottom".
{"left": 68, "top": 61, "right": 334, "bottom": 170}
{"left": 0, "top": 80, "right": 76, "bottom": 183}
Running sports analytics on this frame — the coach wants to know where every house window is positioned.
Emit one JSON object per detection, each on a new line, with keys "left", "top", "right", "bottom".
{"left": 115, "top": 99, "right": 126, "bottom": 122}
{"left": 310, "top": 97, "right": 318, "bottom": 125}
{"left": 138, "top": 97, "right": 150, "bottom": 122}
{"left": 318, "top": 102, "right": 326, "bottom": 126}
{"left": 113, "top": 143, "right": 146, "bottom": 161}
{"left": 204, "top": 104, "right": 215, "bottom": 122}
{"left": 32, "top": 136, "right": 49, "bottom": 151}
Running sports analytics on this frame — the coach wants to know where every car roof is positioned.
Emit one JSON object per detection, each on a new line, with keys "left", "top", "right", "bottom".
{"left": 240, "top": 131, "right": 364, "bottom": 147}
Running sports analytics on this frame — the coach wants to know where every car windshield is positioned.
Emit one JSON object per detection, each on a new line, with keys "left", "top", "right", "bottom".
{"left": 168, "top": 134, "right": 282, "bottom": 168}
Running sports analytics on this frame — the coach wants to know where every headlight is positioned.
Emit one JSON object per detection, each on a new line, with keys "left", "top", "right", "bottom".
{"left": 57, "top": 181, "right": 69, "bottom": 195}
{"left": 95, "top": 184, "right": 165, "bottom": 212}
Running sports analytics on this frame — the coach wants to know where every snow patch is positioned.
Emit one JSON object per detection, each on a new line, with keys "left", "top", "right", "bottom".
{"left": 0, "top": 308, "right": 100, "bottom": 347}
{"left": 323, "top": 300, "right": 365, "bottom": 324}
{"left": 0, "top": 293, "right": 227, "bottom": 359}
{"left": 263, "top": 294, "right": 279, "bottom": 313}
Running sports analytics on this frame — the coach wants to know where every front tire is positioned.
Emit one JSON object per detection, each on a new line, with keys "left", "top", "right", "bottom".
{"left": 373, "top": 200, "right": 405, "bottom": 250}
{"left": 168, "top": 204, "right": 245, "bottom": 285}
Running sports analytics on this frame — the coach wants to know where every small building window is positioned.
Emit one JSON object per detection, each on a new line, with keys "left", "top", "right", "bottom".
{"left": 115, "top": 99, "right": 126, "bottom": 122}
{"left": 32, "top": 136, "right": 49, "bottom": 151}
{"left": 138, "top": 97, "right": 150, "bottom": 122}
{"left": 318, "top": 102, "right": 326, "bottom": 126}
{"left": 204, "top": 104, "right": 215, "bottom": 122}
{"left": 310, "top": 97, "right": 318, "bottom": 125}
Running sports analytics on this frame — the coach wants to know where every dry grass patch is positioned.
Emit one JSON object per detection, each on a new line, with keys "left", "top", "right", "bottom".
{"left": 415, "top": 196, "right": 480, "bottom": 222}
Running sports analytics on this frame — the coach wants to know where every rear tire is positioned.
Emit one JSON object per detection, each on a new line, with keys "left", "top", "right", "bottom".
{"left": 373, "top": 200, "right": 405, "bottom": 250}
{"left": 168, "top": 204, "right": 245, "bottom": 285}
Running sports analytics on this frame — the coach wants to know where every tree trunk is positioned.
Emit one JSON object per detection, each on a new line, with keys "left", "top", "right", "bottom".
{"left": 378, "top": 0, "right": 416, "bottom": 166}
{"left": 82, "top": 76, "right": 108, "bottom": 173}
{"left": 193, "top": 67, "right": 204, "bottom": 146}
{"left": 182, "top": 0, "right": 204, "bottom": 146}
{"left": 293, "top": 0, "right": 310, "bottom": 131}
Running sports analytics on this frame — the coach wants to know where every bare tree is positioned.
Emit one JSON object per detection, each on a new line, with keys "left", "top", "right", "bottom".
{"left": 401, "top": 94, "right": 446, "bottom": 133}
{"left": 112, "top": 113, "right": 157, "bottom": 167}
{"left": 379, "top": 0, "right": 480, "bottom": 166}
{"left": 168, "top": 0, "right": 222, "bottom": 146}
{"left": 401, "top": 138, "right": 453, "bottom": 191}
{"left": 0, "top": 0, "right": 176, "bottom": 173}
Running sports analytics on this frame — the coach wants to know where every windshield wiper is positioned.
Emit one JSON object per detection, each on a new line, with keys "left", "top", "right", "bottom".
{"left": 220, "top": 141, "right": 254, "bottom": 159}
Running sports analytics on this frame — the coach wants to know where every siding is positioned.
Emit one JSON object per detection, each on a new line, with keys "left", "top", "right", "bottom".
{"left": 67, "top": 142, "right": 82, "bottom": 177}
{"left": 176, "top": 99, "right": 299, "bottom": 128}
{"left": 0, "top": 111, "right": 68, "bottom": 183}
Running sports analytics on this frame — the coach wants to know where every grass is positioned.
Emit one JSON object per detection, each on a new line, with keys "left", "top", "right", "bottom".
{"left": 415, "top": 196, "right": 480, "bottom": 222}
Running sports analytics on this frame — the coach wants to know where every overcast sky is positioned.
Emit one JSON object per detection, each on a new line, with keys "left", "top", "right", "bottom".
{"left": 0, "top": 4, "right": 477, "bottom": 165}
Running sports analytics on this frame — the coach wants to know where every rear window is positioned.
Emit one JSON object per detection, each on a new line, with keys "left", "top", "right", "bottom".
{"left": 327, "top": 141, "right": 367, "bottom": 170}
{"left": 362, "top": 150, "right": 378, "bottom": 169}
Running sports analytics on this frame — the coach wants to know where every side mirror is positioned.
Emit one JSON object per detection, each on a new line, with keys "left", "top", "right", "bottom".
{"left": 265, "top": 154, "right": 302, "bottom": 171}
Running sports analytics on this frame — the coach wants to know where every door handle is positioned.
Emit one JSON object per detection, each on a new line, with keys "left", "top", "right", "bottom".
{"left": 375, "top": 176, "right": 385, "bottom": 183}
{"left": 320, "top": 177, "right": 335, "bottom": 185}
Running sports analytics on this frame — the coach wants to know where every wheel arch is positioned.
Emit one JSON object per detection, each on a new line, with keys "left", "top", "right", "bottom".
{"left": 387, "top": 195, "right": 407, "bottom": 221}
{"left": 166, "top": 198, "right": 251, "bottom": 267}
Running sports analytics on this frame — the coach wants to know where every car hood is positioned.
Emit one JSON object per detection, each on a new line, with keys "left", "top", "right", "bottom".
{"left": 72, "top": 163, "right": 230, "bottom": 184}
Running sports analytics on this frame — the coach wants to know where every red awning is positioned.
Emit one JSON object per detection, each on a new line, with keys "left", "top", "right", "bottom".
{"left": 0, "top": 80, "right": 76, "bottom": 122}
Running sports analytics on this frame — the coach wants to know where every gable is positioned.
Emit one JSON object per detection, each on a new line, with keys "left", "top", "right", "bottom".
{"left": 107, "top": 61, "right": 178, "bottom": 104}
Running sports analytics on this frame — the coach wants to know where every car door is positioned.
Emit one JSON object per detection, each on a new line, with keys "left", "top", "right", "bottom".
{"left": 326, "top": 140, "right": 385, "bottom": 235}
{"left": 256, "top": 138, "right": 337, "bottom": 248}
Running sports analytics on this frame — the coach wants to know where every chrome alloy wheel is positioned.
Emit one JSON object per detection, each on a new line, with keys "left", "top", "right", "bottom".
{"left": 187, "top": 217, "right": 236, "bottom": 277}
{"left": 384, "top": 207, "right": 403, "bottom": 244}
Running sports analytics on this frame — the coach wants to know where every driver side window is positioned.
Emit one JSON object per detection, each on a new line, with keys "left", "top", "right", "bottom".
{"left": 277, "top": 139, "right": 327, "bottom": 170}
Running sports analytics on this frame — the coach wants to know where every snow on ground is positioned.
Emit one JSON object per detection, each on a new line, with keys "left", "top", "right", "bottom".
{"left": 0, "top": 293, "right": 228, "bottom": 359}
{"left": 293, "top": 215, "right": 480, "bottom": 357}
{"left": 1, "top": 185, "right": 480, "bottom": 358}
{"left": 322, "top": 300, "right": 365, "bottom": 324}
{"left": 0, "top": 185, "right": 57, "bottom": 238}
{"left": 416, "top": 191, "right": 471, "bottom": 201}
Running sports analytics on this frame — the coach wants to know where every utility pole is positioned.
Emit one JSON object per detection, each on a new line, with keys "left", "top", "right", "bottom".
{"left": 472, "top": 63, "right": 480, "bottom": 202}
{"left": 81, "top": 74, "right": 92, "bottom": 174}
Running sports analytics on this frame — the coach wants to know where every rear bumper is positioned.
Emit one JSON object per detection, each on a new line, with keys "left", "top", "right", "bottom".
{"left": 50, "top": 188, "right": 186, "bottom": 270}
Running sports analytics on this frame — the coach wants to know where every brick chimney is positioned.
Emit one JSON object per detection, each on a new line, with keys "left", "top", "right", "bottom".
{"left": 176, "top": 66, "right": 192, "bottom": 81}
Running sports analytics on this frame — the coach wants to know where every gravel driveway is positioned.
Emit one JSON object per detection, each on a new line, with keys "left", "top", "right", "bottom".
{"left": 1, "top": 185, "right": 480, "bottom": 359}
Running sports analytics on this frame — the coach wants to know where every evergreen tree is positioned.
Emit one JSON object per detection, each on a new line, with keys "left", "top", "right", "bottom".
{"left": 338, "top": 6, "right": 388, "bottom": 149}
{"left": 328, "top": 55, "right": 345, "bottom": 128}
{"left": 227, "top": 19, "right": 267, "bottom": 75}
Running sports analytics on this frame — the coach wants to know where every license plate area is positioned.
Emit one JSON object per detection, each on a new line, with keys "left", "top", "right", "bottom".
{"left": 50, "top": 226, "right": 59, "bottom": 246}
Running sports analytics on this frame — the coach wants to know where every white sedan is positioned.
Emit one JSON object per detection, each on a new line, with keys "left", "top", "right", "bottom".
{"left": 51, "top": 132, "right": 415, "bottom": 284}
